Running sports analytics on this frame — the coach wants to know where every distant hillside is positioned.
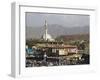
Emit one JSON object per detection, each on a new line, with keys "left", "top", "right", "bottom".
{"left": 26, "top": 24, "right": 89, "bottom": 39}
{"left": 56, "top": 34, "right": 89, "bottom": 41}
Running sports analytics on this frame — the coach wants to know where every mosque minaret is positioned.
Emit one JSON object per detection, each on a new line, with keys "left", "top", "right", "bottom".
{"left": 42, "top": 20, "right": 54, "bottom": 41}
{"left": 44, "top": 20, "right": 48, "bottom": 40}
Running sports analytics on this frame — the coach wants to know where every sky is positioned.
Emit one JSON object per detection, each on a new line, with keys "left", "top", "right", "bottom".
{"left": 26, "top": 12, "right": 90, "bottom": 27}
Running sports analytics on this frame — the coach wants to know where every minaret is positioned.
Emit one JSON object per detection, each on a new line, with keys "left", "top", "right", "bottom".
{"left": 42, "top": 20, "right": 54, "bottom": 41}
{"left": 44, "top": 20, "right": 48, "bottom": 40}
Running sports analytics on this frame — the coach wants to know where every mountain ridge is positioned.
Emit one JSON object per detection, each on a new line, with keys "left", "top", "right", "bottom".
{"left": 26, "top": 24, "right": 89, "bottom": 39}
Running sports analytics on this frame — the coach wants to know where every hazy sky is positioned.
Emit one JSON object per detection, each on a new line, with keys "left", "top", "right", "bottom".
{"left": 26, "top": 12, "right": 89, "bottom": 27}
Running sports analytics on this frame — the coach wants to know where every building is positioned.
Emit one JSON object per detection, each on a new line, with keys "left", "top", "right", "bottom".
{"left": 36, "top": 44, "right": 78, "bottom": 56}
{"left": 42, "top": 20, "right": 55, "bottom": 41}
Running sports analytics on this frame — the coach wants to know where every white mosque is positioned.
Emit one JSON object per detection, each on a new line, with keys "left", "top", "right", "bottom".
{"left": 42, "top": 20, "right": 55, "bottom": 41}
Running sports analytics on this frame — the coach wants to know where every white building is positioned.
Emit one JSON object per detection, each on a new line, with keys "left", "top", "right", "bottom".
{"left": 42, "top": 20, "right": 55, "bottom": 41}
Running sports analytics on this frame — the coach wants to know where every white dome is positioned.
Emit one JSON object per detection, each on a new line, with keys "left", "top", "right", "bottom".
{"left": 42, "top": 33, "right": 54, "bottom": 41}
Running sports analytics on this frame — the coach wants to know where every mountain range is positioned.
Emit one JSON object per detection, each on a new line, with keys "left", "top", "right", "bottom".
{"left": 26, "top": 24, "right": 89, "bottom": 39}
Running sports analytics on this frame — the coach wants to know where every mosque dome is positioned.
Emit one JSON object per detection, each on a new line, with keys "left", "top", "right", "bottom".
{"left": 42, "top": 33, "right": 54, "bottom": 41}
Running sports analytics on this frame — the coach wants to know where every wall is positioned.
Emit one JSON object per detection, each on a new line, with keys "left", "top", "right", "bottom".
{"left": 0, "top": 0, "right": 100, "bottom": 80}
